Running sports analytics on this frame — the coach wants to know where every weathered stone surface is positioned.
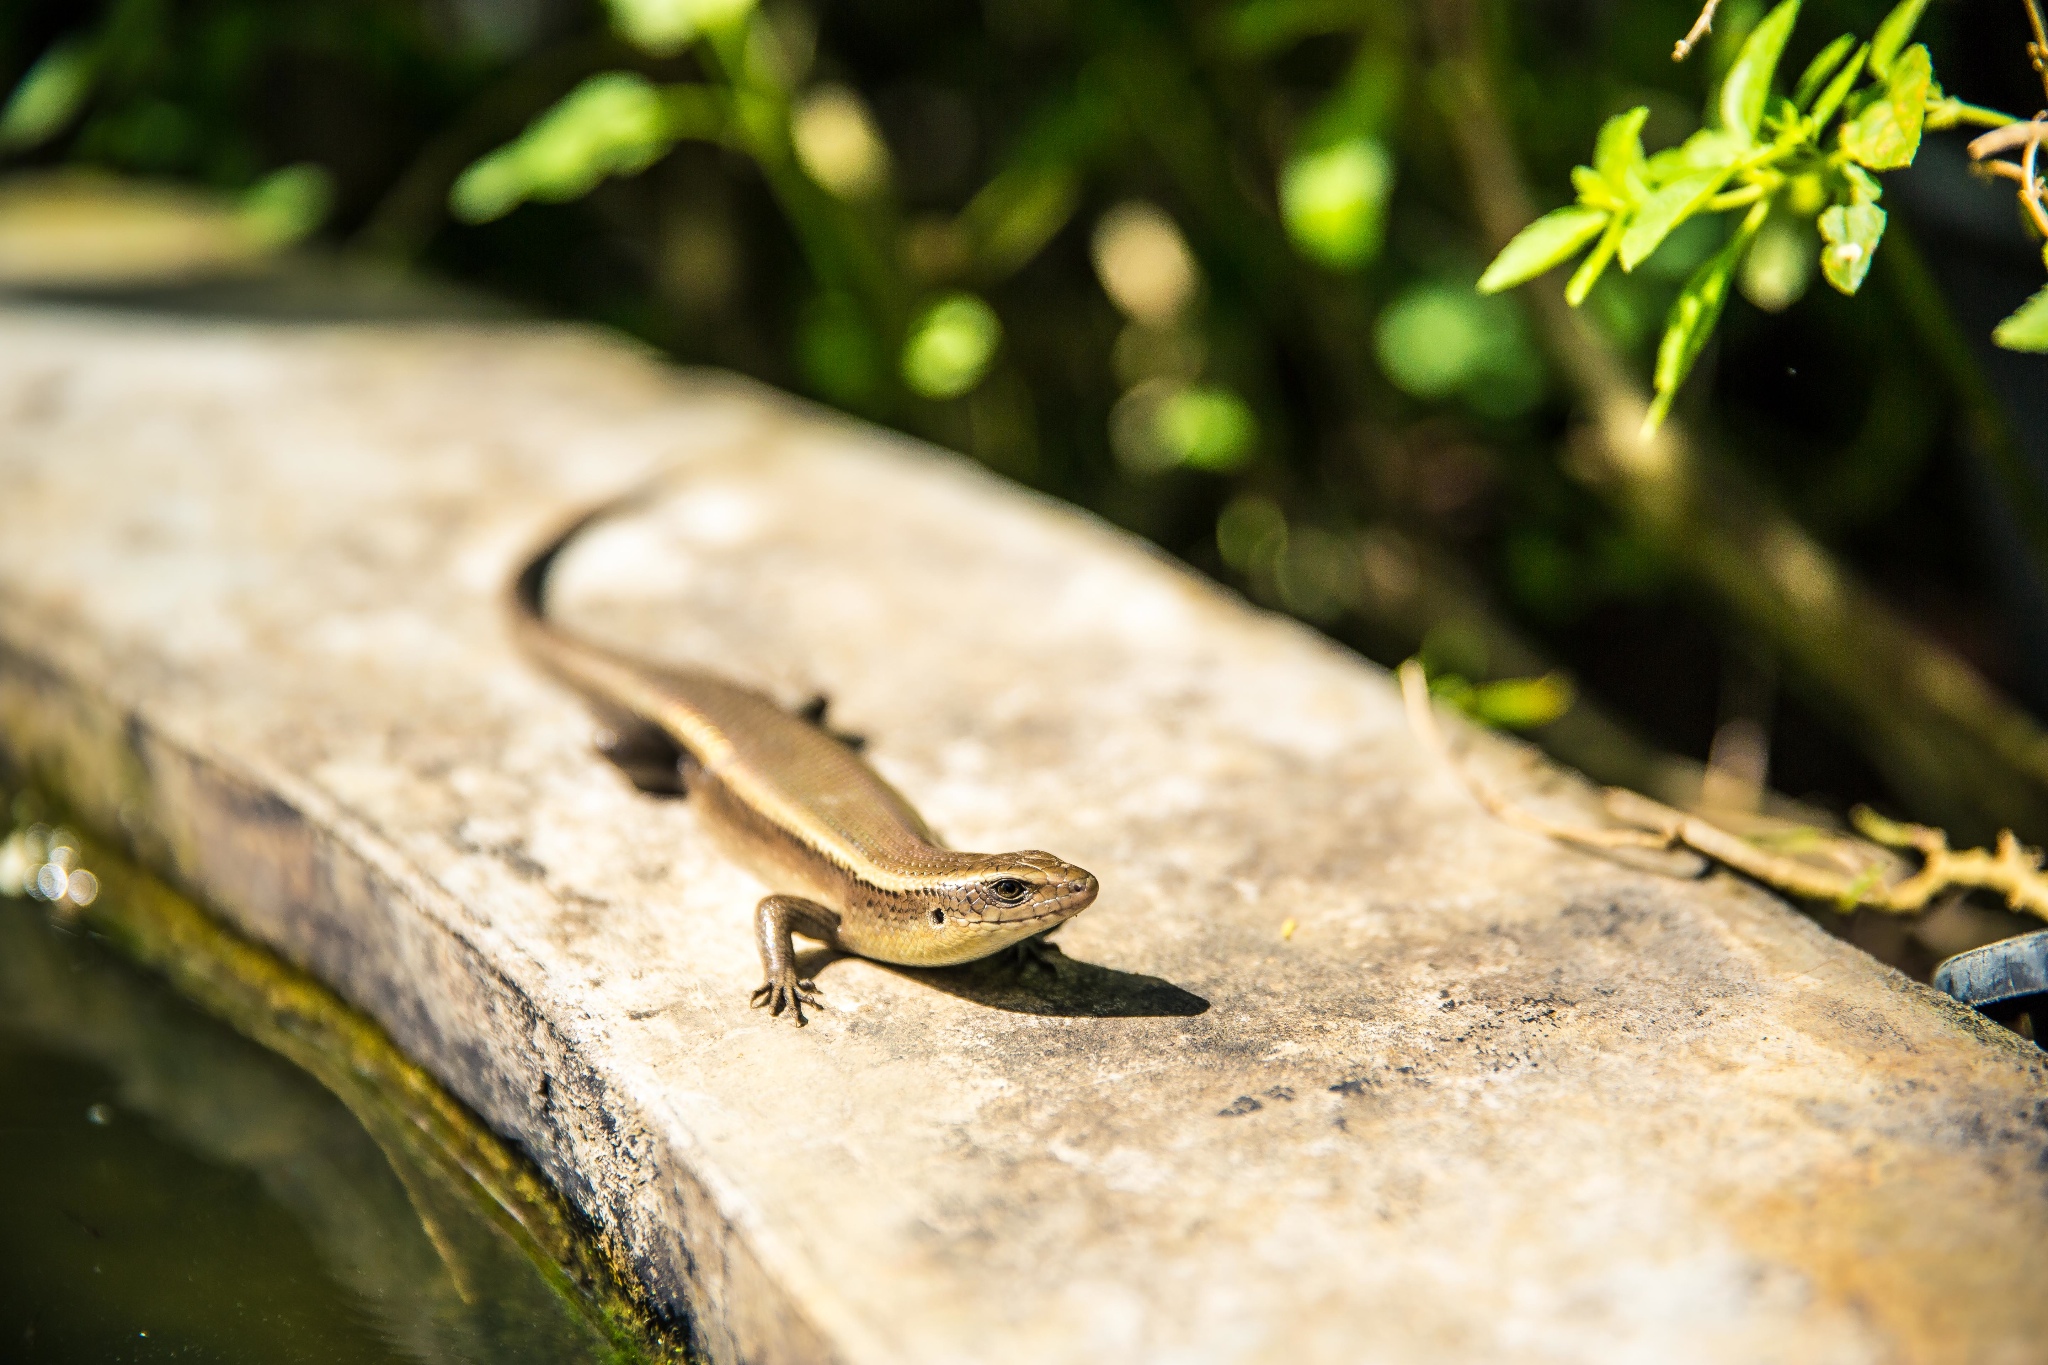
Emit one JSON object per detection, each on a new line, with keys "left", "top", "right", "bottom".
{"left": 1, "top": 304, "right": 2044, "bottom": 1365}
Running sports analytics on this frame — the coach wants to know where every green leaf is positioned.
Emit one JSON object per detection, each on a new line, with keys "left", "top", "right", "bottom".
{"left": 1427, "top": 670, "right": 1576, "bottom": 731}
{"left": 1215, "top": 494, "right": 1286, "bottom": 570}
{"left": 1993, "top": 285, "right": 2048, "bottom": 352}
{"left": 1377, "top": 285, "right": 1491, "bottom": 397}
{"left": 1218, "top": 0, "right": 1368, "bottom": 58}
{"left": 1571, "top": 164, "right": 1619, "bottom": 209}
{"left": 1377, "top": 284, "right": 1543, "bottom": 414}
{"left": 1644, "top": 128, "right": 1748, "bottom": 182}
{"left": 901, "top": 293, "right": 1002, "bottom": 398}
{"left": 1565, "top": 216, "right": 1624, "bottom": 306}
{"left": 1593, "top": 105, "right": 1650, "bottom": 188}
{"left": 1154, "top": 386, "right": 1259, "bottom": 471}
{"left": 0, "top": 37, "right": 97, "bottom": 153}
{"left": 1619, "top": 168, "right": 1730, "bottom": 272}
{"left": 960, "top": 164, "right": 1081, "bottom": 280}
{"left": 1299, "top": 46, "right": 1403, "bottom": 148}
{"left": 1792, "top": 35, "right": 1855, "bottom": 110}
{"left": 1379, "top": 287, "right": 1490, "bottom": 397}
{"left": 1868, "top": 0, "right": 1930, "bottom": 79}
{"left": 1817, "top": 203, "right": 1885, "bottom": 293}
{"left": 450, "top": 73, "right": 677, "bottom": 223}
{"left": 605, "top": 0, "right": 756, "bottom": 55}
{"left": 1839, "top": 43, "right": 1930, "bottom": 170}
{"left": 1465, "top": 673, "right": 1577, "bottom": 731}
{"left": 1647, "top": 209, "right": 1760, "bottom": 430}
{"left": 1477, "top": 205, "right": 1609, "bottom": 293}
{"left": 1280, "top": 137, "right": 1394, "bottom": 270}
{"left": 1805, "top": 43, "right": 1867, "bottom": 129}
{"left": 1719, "top": 0, "right": 1801, "bottom": 140}
{"left": 798, "top": 292, "right": 884, "bottom": 405}
{"left": 1737, "top": 212, "right": 1816, "bottom": 311}
{"left": 238, "top": 165, "right": 334, "bottom": 248}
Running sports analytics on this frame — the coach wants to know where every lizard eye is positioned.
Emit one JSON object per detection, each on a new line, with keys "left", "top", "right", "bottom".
{"left": 989, "top": 878, "right": 1030, "bottom": 903}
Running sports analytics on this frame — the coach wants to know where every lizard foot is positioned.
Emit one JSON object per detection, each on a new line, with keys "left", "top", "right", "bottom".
{"left": 1006, "top": 933, "right": 1065, "bottom": 979}
{"left": 750, "top": 969, "right": 823, "bottom": 1026}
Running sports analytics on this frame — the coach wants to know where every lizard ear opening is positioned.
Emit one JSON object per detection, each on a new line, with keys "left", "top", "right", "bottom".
{"left": 930, "top": 909, "right": 946, "bottom": 925}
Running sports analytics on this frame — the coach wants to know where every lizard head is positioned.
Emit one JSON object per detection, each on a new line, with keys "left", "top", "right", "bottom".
{"left": 907, "top": 849, "right": 1098, "bottom": 966}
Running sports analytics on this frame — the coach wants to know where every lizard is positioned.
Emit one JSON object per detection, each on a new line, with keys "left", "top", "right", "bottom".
{"left": 508, "top": 493, "right": 1101, "bottom": 1026}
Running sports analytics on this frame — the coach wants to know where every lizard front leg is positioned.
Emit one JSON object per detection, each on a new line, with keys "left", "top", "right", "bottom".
{"left": 751, "top": 894, "right": 841, "bottom": 1026}
{"left": 1006, "top": 929, "right": 1065, "bottom": 978}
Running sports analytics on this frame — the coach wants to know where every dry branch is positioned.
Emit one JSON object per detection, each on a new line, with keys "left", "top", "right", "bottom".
{"left": 2026, "top": 0, "right": 2048, "bottom": 104}
{"left": 1672, "top": 0, "right": 1723, "bottom": 62}
{"left": 1401, "top": 661, "right": 2048, "bottom": 923}
{"left": 1399, "top": 660, "right": 1667, "bottom": 853}
{"left": 1969, "top": 116, "right": 2048, "bottom": 238}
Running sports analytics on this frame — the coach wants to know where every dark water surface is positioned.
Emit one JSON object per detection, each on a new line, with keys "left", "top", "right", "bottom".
{"left": 0, "top": 891, "right": 640, "bottom": 1364}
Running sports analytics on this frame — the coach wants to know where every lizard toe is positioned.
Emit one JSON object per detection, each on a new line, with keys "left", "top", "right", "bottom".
{"left": 751, "top": 970, "right": 818, "bottom": 1026}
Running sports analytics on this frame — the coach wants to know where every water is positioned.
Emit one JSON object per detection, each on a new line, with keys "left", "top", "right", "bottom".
{"left": 0, "top": 816, "right": 669, "bottom": 1364}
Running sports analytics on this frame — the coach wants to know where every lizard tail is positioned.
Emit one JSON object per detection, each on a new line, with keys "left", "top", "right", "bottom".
{"left": 505, "top": 479, "right": 680, "bottom": 710}
{"left": 508, "top": 479, "right": 671, "bottom": 629}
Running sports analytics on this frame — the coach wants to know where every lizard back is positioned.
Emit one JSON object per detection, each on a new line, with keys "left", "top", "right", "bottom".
{"left": 506, "top": 501, "right": 952, "bottom": 888}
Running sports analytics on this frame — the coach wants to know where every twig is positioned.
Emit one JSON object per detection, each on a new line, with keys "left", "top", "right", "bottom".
{"left": 1673, "top": 0, "right": 1723, "bottom": 62}
{"left": 1402, "top": 660, "right": 2048, "bottom": 922}
{"left": 2025, "top": 0, "right": 2048, "bottom": 105}
{"left": 1967, "top": 121, "right": 2048, "bottom": 159}
{"left": 1399, "top": 661, "right": 1670, "bottom": 853}
{"left": 2002, "top": 0, "right": 2048, "bottom": 232}
{"left": 2025, "top": 119, "right": 2047, "bottom": 235}
{"left": 1967, "top": 115, "right": 2048, "bottom": 240}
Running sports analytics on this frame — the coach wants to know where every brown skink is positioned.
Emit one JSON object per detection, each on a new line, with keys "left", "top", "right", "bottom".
{"left": 510, "top": 496, "right": 1100, "bottom": 1026}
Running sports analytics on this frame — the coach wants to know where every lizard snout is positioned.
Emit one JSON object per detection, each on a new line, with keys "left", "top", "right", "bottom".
{"left": 1043, "top": 869, "right": 1098, "bottom": 921}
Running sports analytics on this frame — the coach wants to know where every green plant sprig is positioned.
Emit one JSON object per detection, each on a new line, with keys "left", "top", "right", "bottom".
{"left": 1477, "top": 0, "right": 2037, "bottom": 432}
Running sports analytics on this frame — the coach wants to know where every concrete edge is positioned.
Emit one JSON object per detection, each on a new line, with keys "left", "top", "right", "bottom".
{"left": 0, "top": 627, "right": 842, "bottom": 1365}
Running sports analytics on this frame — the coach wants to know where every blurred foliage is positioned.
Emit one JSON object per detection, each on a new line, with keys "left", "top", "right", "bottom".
{"left": 450, "top": 70, "right": 687, "bottom": 219}
{"left": 3, "top": 0, "right": 2048, "bottom": 838}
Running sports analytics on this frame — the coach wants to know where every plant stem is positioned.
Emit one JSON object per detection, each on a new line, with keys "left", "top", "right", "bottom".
{"left": 1704, "top": 182, "right": 1770, "bottom": 212}
{"left": 1929, "top": 97, "right": 2022, "bottom": 130}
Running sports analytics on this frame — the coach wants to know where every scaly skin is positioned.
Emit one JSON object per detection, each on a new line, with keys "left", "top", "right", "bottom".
{"left": 509, "top": 497, "right": 1100, "bottom": 1026}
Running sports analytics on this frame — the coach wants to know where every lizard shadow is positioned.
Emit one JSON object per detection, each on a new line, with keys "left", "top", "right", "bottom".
{"left": 794, "top": 944, "right": 1210, "bottom": 1019}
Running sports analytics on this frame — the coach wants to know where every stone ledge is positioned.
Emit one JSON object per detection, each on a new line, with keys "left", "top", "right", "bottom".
{"left": 1, "top": 304, "right": 2044, "bottom": 1364}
